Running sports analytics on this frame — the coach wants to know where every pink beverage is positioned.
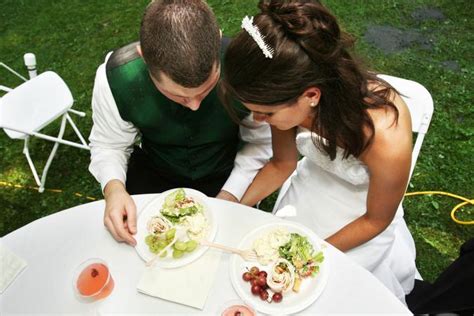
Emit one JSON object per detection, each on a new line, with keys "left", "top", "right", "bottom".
{"left": 74, "top": 259, "right": 114, "bottom": 301}
{"left": 221, "top": 303, "right": 255, "bottom": 316}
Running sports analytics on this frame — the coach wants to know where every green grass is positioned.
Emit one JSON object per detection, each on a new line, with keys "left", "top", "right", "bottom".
{"left": 0, "top": 0, "right": 472, "bottom": 282}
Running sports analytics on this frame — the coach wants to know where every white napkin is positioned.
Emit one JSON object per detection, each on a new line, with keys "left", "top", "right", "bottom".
{"left": 0, "top": 242, "right": 27, "bottom": 294}
{"left": 137, "top": 248, "right": 222, "bottom": 309}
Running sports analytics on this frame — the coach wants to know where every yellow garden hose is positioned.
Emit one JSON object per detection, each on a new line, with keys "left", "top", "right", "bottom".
{"left": 404, "top": 191, "right": 473, "bottom": 225}
{"left": 0, "top": 181, "right": 472, "bottom": 224}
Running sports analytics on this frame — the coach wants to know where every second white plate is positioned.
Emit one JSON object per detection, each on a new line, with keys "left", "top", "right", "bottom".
{"left": 229, "top": 222, "right": 329, "bottom": 315}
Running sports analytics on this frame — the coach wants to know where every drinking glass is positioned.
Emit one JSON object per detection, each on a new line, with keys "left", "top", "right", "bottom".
{"left": 72, "top": 258, "right": 115, "bottom": 302}
{"left": 219, "top": 299, "right": 256, "bottom": 316}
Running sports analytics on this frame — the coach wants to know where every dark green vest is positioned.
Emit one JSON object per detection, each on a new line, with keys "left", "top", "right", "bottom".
{"left": 105, "top": 39, "right": 247, "bottom": 181}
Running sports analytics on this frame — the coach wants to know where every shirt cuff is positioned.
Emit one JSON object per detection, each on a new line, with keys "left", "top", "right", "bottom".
{"left": 220, "top": 172, "right": 253, "bottom": 201}
{"left": 95, "top": 166, "right": 127, "bottom": 193}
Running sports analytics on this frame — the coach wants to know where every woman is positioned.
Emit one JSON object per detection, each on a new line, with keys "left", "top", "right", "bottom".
{"left": 220, "top": 0, "right": 417, "bottom": 301}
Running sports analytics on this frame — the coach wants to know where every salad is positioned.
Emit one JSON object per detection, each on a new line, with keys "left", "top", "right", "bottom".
{"left": 144, "top": 189, "right": 208, "bottom": 259}
{"left": 160, "top": 189, "right": 203, "bottom": 223}
{"left": 243, "top": 228, "right": 324, "bottom": 303}
{"left": 279, "top": 233, "right": 324, "bottom": 278}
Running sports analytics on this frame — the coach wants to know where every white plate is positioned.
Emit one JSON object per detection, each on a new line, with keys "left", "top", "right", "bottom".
{"left": 230, "top": 222, "right": 329, "bottom": 315}
{"left": 135, "top": 188, "right": 217, "bottom": 269}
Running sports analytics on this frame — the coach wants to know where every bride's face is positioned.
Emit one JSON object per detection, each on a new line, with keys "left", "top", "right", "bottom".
{"left": 243, "top": 95, "right": 317, "bottom": 130}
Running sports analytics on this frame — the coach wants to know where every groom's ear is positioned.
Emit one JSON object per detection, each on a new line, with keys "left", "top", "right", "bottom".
{"left": 136, "top": 45, "right": 144, "bottom": 59}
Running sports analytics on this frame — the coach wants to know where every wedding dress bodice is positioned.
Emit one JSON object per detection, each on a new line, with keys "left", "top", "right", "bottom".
{"left": 296, "top": 128, "right": 369, "bottom": 186}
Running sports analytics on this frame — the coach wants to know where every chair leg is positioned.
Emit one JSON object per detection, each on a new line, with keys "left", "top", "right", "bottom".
{"left": 65, "top": 113, "right": 88, "bottom": 147}
{"left": 23, "top": 137, "right": 42, "bottom": 187}
{"left": 39, "top": 114, "right": 68, "bottom": 192}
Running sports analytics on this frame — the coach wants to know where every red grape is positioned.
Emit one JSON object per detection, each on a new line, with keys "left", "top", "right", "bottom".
{"left": 249, "top": 266, "right": 259, "bottom": 275}
{"left": 272, "top": 292, "right": 283, "bottom": 303}
{"left": 250, "top": 278, "right": 258, "bottom": 287}
{"left": 259, "top": 289, "right": 269, "bottom": 301}
{"left": 251, "top": 284, "right": 262, "bottom": 295}
{"left": 242, "top": 272, "right": 253, "bottom": 282}
{"left": 257, "top": 271, "right": 267, "bottom": 278}
{"left": 256, "top": 276, "right": 267, "bottom": 287}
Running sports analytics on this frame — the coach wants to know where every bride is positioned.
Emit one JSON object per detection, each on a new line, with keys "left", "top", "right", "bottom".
{"left": 220, "top": 0, "right": 417, "bottom": 302}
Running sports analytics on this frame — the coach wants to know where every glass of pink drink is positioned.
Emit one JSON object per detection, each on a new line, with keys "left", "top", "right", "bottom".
{"left": 220, "top": 300, "right": 255, "bottom": 316}
{"left": 73, "top": 258, "right": 115, "bottom": 302}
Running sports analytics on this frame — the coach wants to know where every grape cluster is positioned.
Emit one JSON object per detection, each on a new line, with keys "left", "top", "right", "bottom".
{"left": 172, "top": 239, "right": 198, "bottom": 258}
{"left": 145, "top": 228, "right": 198, "bottom": 258}
{"left": 242, "top": 266, "right": 283, "bottom": 303}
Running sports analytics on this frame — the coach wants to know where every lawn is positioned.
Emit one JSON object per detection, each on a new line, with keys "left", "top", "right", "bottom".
{"left": 0, "top": 0, "right": 472, "bottom": 282}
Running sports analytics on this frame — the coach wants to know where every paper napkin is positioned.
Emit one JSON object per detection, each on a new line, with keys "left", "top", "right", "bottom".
{"left": 0, "top": 243, "right": 27, "bottom": 294}
{"left": 137, "top": 249, "right": 222, "bottom": 309}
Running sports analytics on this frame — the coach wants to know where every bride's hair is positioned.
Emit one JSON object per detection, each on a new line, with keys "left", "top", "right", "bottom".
{"left": 220, "top": 0, "right": 399, "bottom": 159}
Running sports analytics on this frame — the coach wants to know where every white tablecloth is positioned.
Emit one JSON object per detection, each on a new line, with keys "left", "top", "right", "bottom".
{"left": 0, "top": 194, "right": 410, "bottom": 314}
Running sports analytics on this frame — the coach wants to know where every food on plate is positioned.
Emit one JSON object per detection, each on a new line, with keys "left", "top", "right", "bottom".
{"left": 241, "top": 266, "right": 284, "bottom": 303}
{"left": 147, "top": 215, "right": 172, "bottom": 235}
{"left": 252, "top": 228, "right": 291, "bottom": 265}
{"left": 278, "top": 233, "right": 324, "bottom": 278}
{"left": 179, "top": 212, "right": 208, "bottom": 240}
{"left": 292, "top": 276, "right": 302, "bottom": 293}
{"left": 242, "top": 228, "right": 325, "bottom": 305}
{"left": 143, "top": 189, "right": 210, "bottom": 260}
{"left": 145, "top": 227, "right": 176, "bottom": 254}
{"left": 160, "top": 188, "right": 202, "bottom": 222}
{"left": 272, "top": 292, "right": 282, "bottom": 303}
{"left": 266, "top": 259, "right": 295, "bottom": 294}
{"left": 171, "top": 239, "right": 199, "bottom": 258}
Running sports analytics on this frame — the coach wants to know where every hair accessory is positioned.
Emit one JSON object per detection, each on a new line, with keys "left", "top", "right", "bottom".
{"left": 241, "top": 16, "right": 274, "bottom": 59}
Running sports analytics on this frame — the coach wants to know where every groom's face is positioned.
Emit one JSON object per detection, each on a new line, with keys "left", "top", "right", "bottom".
{"left": 150, "top": 63, "right": 220, "bottom": 111}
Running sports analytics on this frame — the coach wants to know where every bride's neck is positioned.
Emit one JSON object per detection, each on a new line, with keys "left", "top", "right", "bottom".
{"left": 299, "top": 115, "right": 315, "bottom": 130}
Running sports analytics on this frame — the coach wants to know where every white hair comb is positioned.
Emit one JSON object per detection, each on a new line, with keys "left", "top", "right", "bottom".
{"left": 241, "top": 16, "right": 274, "bottom": 59}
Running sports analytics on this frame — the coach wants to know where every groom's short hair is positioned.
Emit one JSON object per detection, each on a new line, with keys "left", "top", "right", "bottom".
{"left": 140, "top": 0, "right": 220, "bottom": 88}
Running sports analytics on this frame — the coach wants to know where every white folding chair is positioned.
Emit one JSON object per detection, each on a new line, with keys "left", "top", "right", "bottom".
{"left": 378, "top": 74, "right": 434, "bottom": 179}
{"left": 272, "top": 74, "right": 434, "bottom": 215}
{"left": 0, "top": 67, "right": 90, "bottom": 192}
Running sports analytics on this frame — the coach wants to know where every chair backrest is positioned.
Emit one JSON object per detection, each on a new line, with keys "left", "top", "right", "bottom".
{"left": 378, "top": 74, "right": 434, "bottom": 178}
{"left": 0, "top": 71, "right": 73, "bottom": 139}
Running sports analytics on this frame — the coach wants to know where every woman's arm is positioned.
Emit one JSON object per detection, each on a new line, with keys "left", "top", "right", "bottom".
{"left": 326, "top": 102, "right": 412, "bottom": 252}
{"left": 240, "top": 126, "right": 298, "bottom": 206}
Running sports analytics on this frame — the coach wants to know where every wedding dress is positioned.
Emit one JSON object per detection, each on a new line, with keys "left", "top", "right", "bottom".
{"left": 274, "top": 127, "right": 417, "bottom": 302}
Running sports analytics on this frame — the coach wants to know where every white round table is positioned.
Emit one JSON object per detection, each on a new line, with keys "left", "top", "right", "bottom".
{"left": 0, "top": 194, "right": 411, "bottom": 314}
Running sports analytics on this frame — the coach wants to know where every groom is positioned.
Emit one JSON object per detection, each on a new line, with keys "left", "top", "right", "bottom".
{"left": 88, "top": 0, "right": 271, "bottom": 246}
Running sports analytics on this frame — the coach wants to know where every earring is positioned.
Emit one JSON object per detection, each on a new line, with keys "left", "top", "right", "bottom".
{"left": 310, "top": 102, "right": 317, "bottom": 107}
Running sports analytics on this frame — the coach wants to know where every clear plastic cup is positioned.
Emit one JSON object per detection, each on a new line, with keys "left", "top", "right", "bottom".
{"left": 72, "top": 258, "right": 115, "bottom": 302}
{"left": 219, "top": 299, "right": 256, "bottom": 316}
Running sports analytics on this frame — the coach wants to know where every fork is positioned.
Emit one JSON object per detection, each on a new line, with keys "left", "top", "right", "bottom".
{"left": 200, "top": 239, "right": 258, "bottom": 262}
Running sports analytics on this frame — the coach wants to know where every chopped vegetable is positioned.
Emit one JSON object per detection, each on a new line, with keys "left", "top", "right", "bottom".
{"left": 278, "top": 233, "right": 324, "bottom": 278}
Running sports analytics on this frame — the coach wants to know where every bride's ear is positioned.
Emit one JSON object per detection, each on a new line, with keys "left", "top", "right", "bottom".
{"left": 303, "top": 87, "right": 321, "bottom": 107}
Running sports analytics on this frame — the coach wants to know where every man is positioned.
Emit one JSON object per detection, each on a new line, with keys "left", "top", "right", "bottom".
{"left": 89, "top": 0, "right": 271, "bottom": 246}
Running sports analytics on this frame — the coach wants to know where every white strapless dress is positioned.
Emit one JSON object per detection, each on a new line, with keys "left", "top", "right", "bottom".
{"left": 274, "top": 128, "right": 417, "bottom": 302}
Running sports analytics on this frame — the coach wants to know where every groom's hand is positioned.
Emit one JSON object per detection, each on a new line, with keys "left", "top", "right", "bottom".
{"left": 103, "top": 179, "right": 137, "bottom": 246}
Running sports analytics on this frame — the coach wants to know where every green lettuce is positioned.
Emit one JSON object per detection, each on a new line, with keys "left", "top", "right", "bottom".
{"left": 279, "top": 233, "right": 324, "bottom": 271}
{"left": 160, "top": 189, "right": 200, "bottom": 223}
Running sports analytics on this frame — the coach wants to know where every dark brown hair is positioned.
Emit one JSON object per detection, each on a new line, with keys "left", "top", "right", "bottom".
{"left": 140, "top": 0, "right": 220, "bottom": 87}
{"left": 220, "top": 0, "right": 398, "bottom": 159}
